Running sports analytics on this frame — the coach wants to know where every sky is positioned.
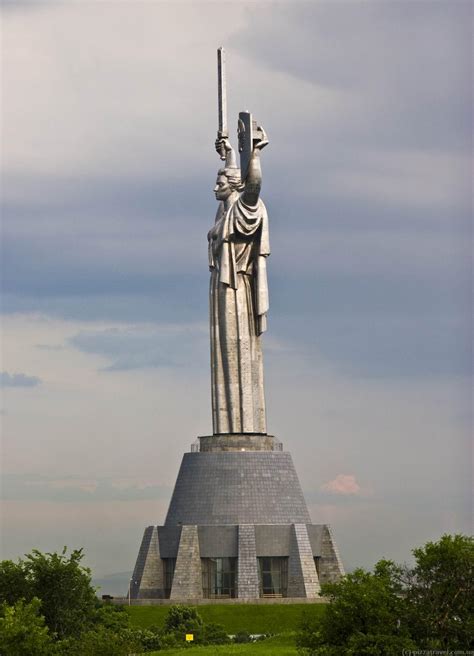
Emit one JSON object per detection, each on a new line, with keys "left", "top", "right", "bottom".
{"left": 1, "top": 0, "right": 472, "bottom": 589}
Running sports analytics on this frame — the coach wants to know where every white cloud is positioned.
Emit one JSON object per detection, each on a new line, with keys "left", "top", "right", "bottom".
{"left": 327, "top": 149, "right": 471, "bottom": 212}
{"left": 321, "top": 474, "right": 361, "bottom": 496}
{"left": 1, "top": 371, "right": 41, "bottom": 388}
{"left": 2, "top": 3, "right": 248, "bottom": 178}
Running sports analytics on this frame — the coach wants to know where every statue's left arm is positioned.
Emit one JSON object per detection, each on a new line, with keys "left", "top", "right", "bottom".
{"left": 242, "top": 126, "right": 269, "bottom": 206}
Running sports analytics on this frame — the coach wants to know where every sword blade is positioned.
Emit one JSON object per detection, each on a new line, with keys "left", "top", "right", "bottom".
{"left": 217, "top": 47, "right": 227, "bottom": 136}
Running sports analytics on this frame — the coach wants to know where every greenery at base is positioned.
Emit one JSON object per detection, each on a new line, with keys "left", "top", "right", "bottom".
{"left": 297, "top": 534, "right": 473, "bottom": 656}
{"left": 0, "top": 598, "right": 55, "bottom": 656}
{"left": 0, "top": 548, "right": 97, "bottom": 640}
{"left": 128, "top": 603, "right": 324, "bottom": 634}
{"left": 406, "top": 533, "right": 474, "bottom": 649}
{"left": 0, "top": 534, "right": 471, "bottom": 654}
{"left": 0, "top": 549, "right": 233, "bottom": 654}
{"left": 147, "top": 632, "right": 298, "bottom": 655}
{"left": 297, "top": 561, "right": 417, "bottom": 656}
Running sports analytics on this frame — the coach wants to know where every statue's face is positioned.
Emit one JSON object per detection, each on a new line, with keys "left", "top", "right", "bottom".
{"left": 214, "top": 175, "right": 232, "bottom": 201}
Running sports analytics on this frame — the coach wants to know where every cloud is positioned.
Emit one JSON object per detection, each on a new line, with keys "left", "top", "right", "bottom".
{"left": 2, "top": 474, "right": 172, "bottom": 503}
{"left": 69, "top": 323, "right": 208, "bottom": 371}
{"left": 1, "top": 371, "right": 41, "bottom": 387}
{"left": 233, "top": 3, "right": 472, "bottom": 154}
{"left": 321, "top": 474, "right": 362, "bottom": 496}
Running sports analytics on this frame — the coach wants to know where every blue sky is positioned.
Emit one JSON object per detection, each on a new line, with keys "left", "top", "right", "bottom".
{"left": 1, "top": 1, "right": 472, "bottom": 580}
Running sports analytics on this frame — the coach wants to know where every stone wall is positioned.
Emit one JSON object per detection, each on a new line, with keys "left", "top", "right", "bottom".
{"left": 287, "top": 524, "right": 321, "bottom": 598}
{"left": 318, "top": 524, "right": 345, "bottom": 584}
{"left": 170, "top": 525, "right": 203, "bottom": 600}
{"left": 237, "top": 524, "right": 260, "bottom": 599}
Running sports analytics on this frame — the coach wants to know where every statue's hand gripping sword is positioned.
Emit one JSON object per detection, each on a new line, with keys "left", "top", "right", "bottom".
{"left": 217, "top": 47, "right": 228, "bottom": 161}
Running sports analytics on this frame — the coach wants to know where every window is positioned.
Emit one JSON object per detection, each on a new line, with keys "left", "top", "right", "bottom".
{"left": 258, "top": 557, "right": 288, "bottom": 597}
{"left": 163, "top": 558, "right": 176, "bottom": 598}
{"left": 201, "top": 557, "right": 237, "bottom": 598}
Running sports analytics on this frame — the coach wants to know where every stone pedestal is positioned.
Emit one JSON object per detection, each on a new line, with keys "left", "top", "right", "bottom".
{"left": 131, "top": 440, "right": 344, "bottom": 601}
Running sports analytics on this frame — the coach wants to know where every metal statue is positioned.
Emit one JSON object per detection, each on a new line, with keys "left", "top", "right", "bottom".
{"left": 208, "top": 47, "right": 270, "bottom": 435}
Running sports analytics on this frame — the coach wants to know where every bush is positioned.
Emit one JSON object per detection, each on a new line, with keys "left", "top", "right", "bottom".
{"left": 0, "top": 547, "right": 97, "bottom": 641}
{"left": 297, "top": 534, "right": 474, "bottom": 655}
{"left": 297, "top": 560, "right": 416, "bottom": 656}
{"left": 163, "top": 604, "right": 204, "bottom": 636}
{"left": 0, "top": 598, "right": 56, "bottom": 656}
{"left": 92, "top": 604, "right": 130, "bottom": 631}
{"left": 234, "top": 630, "right": 252, "bottom": 643}
{"left": 24, "top": 548, "right": 98, "bottom": 639}
{"left": 121, "top": 627, "right": 163, "bottom": 651}
{"left": 406, "top": 534, "right": 474, "bottom": 649}
{"left": 57, "top": 626, "right": 140, "bottom": 656}
{"left": 161, "top": 605, "right": 230, "bottom": 646}
{"left": 201, "top": 621, "right": 230, "bottom": 645}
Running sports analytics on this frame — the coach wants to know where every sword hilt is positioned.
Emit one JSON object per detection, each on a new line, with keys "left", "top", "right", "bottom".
{"left": 217, "top": 131, "right": 227, "bottom": 161}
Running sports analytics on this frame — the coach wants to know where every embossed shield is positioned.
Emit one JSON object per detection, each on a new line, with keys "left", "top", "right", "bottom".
{"left": 238, "top": 111, "right": 258, "bottom": 182}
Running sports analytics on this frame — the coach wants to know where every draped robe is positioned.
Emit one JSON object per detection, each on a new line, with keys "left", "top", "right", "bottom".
{"left": 208, "top": 194, "right": 270, "bottom": 435}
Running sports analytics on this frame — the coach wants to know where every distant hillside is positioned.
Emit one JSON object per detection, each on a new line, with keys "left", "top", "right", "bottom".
{"left": 92, "top": 571, "right": 132, "bottom": 598}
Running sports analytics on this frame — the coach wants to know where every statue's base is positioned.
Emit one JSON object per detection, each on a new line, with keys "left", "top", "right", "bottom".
{"left": 130, "top": 445, "right": 345, "bottom": 601}
{"left": 197, "top": 433, "right": 282, "bottom": 452}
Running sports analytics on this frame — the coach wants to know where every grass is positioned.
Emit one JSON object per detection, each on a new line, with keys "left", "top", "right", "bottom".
{"left": 146, "top": 632, "right": 299, "bottom": 655}
{"left": 127, "top": 603, "right": 325, "bottom": 634}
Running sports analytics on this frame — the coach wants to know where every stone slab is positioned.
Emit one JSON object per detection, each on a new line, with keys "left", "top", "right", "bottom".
{"left": 198, "top": 434, "right": 282, "bottom": 452}
{"left": 165, "top": 451, "right": 311, "bottom": 526}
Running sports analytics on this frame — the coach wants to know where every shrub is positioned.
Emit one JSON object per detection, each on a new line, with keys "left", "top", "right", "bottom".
{"left": 297, "top": 560, "right": 416, "bottom": 656}
{"left": 201, "top": 621, "right": 230, "bottom": 644}
{"left": 234, "top": 630, "right": 252, "bottom": 643}
{"left": 297, "top": 534, "right": 474, "bottom": 655}
{"left": 0, "top": 598, "right": 55, "bottom": 656}
{"left": 163, "top": 604, "right": 204, "bottom": 636}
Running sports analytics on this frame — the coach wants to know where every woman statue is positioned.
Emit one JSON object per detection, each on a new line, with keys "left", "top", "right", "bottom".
{"left": 208, "top": 129, "right": 270, "bottom": 435}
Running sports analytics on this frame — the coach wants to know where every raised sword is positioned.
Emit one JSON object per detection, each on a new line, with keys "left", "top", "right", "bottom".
{"left": 217, "top": 47, "right": 228, "bottom": 160}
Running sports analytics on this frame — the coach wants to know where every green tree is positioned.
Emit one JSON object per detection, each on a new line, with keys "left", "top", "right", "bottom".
{"left": 406, "top": 534, "right": 474, "bottom": 649}
{"left": 297, "top": 560, "right": 416, "bottom": 656}
{"left": 0, "top": 560, "right": 30, "bottom": 606}
{"left": 0, "top": 598, "right": 55, "bottom": 656}
{"left": 297, "top": 534, "right": 474, "bottom": 655}
{"left": 23, "top": 547, "right": 97, "bottom": 639}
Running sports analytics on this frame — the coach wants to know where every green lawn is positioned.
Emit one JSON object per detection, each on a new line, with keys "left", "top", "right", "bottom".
{"left": 127, "top": 603, "right": 325, "bottom": 635}
{"left": 147, "top": 632, "right": 298, "bottom": 655}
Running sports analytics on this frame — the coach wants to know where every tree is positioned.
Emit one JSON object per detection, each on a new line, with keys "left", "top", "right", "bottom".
{"left": 23, "top": 547, "right": 98, "bottom": 639}
{"left": 406, "top": 534, "right": 474, "bottom": 649}
{"left": 297, "top": 534, "right": 474, "bottom": 655}
{"left": 0, "top": 560, "right": 30, "bottom": 606}
{"left": 0, "top": 598, "right": 55, "bottom": 656}
{"left": 297, "top": 560, "right": 416, "bottom": 656}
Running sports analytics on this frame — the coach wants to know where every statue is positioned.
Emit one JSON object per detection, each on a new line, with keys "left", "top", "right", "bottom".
{"left": 208, "top": 48, "right": 270, "bottom": 435}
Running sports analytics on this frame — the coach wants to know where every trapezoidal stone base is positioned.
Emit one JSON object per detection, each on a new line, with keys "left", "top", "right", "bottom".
{"left": 131, "top": 446, "right": 344, "bottom": 601}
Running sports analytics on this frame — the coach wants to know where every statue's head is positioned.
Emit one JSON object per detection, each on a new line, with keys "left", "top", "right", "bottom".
{"left": 214, "top": 167, "right": 243, "bottom": 201}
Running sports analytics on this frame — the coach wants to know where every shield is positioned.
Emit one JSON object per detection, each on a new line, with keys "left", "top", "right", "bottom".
{"left": 238, "top": 111, "right": 258, "bottom": 182}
